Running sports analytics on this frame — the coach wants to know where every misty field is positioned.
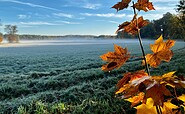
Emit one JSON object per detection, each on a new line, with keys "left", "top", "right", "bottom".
{"left": 0, "top": 38, "right": 185, "bottom": 113}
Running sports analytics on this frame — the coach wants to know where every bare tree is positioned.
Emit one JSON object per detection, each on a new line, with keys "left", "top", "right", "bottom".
{"left": 4, "top": 25, "right": 19, "bottom": 43}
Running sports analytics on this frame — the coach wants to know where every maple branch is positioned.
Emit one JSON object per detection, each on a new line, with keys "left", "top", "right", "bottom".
{"left": 132, "top": 1, "right": 150, "bottom": 75}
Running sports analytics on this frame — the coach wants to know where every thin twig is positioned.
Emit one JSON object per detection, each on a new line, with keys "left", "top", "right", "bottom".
{"left": 159, "top": 105, "right": 162, "bottom": 114}
{"left": 156, "top": 106, "right": 160, "bottom": 114}
{"left": 132, "top": 1, "right": 150, "bottom": 75}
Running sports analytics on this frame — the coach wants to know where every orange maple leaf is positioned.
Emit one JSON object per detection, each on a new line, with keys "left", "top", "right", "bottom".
{"left": 116, "top": 16, "right": 149, "bottom": 35}
{"left": 126, "top": 92, "right": 145, "bottom": 107}
{"left": 134, "top": 0, "right": 155, "bottom": 12}
{"left": 143, "top": 35, "right": 175, "bottom": 68}
{"left": 100, "top": 44, "right": 130, "bottom": 71}
{"left": 112, "top": 0, "right": 131, "bottom": 11}
{"left": 117, "top": 70, "right": 148, "bottom": 89}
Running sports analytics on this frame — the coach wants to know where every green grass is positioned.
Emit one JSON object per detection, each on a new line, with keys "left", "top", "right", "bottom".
{"left": 0, "top": 40, "right": 184, "bottom": 113}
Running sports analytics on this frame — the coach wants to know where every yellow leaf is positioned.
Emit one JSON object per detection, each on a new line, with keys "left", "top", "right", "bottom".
{"left": 162, "top": 71, "right": 176, "bottom": 79}
{"left": 136, "top": 98, "right": 157, "bottom": 114}
{"left": 178, "top": 94, "right": 185, "bottom": 103}
{"left": 136, "top": 99, "right": 179, "bottom": 114}
{"left": 162, "top": 101, "right": 179, "bottom": 114}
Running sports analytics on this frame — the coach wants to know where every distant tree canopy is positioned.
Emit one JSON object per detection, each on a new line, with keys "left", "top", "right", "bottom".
{"left": 117, "top": 12, "right": 185, "bottom": 41}
{"left": 177, "top": 0, "right": 185, "bottom": 16}
{"left": 4, "top": 25, "right": 19, "bottom": 43}
{"left": 176, "top": 0, "right": 185, "bottom": 41}
{"left": 117, "top": 1, "right": 185, "bottom": 41}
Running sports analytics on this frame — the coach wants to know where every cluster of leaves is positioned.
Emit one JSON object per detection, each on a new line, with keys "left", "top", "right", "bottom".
{"left": 101, "top": 0, "right": 185, "bottom": 114}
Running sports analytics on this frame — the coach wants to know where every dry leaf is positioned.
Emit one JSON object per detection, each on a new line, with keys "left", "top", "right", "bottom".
{"left": 134, "top": 0, "right": 155, "bottom": 12}
{"left": 144, "top": 83, "right": 172, "bottom": 106}
{"left": 100, "top": 44, "right": 130, "bottom": 71}
{"left": 116, "top": 16, "right": 149, "bottom": 35}
{"left": 112, "top": 0, "right": 131, "bottom": 11}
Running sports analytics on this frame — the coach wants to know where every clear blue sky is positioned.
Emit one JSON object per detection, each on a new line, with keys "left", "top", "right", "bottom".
{"left": 0, "top": 0, "right": 178, "bottom": 35}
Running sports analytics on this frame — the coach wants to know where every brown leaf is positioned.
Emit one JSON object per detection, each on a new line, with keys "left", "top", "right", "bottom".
{"left": 144, "top": 83, "right": 172, "bottom": 106}
{"left": 116, "top": 21, "right": 130, "bottom": 33}
{"left": 112, "top": 0, "right": 131, "bottom": 11}
{"left": 116, "top": 16, "right": 149, "bottom": 35}
{"left": 100, "top": 44, "right": 130, "bottom": 71}
{"left": 134, "top": 0, "right": 155, "bottom": 12}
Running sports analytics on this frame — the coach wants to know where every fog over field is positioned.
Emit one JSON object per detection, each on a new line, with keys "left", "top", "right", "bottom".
{"left": 0, "top": 38, "right": 184, "bottom": 113}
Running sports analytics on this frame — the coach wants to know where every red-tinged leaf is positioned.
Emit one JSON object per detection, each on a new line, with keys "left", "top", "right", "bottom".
{"left": 117, "top": 70, "right": 148, "bottom": 90}
{"left": 112, "top": 0, "right": 131, "bottom": 11}
{"left": 116, "top": 76, "right": 153, "bottom": 98}
{"left": 100, "top": 44, "right": 130, "bottom": 71}
{"left": 118, "top": 16, "right": 149, "bottom": 35}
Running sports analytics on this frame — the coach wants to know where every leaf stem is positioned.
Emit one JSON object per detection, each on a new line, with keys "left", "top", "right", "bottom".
{"left": 132, "top": 2, "right": 150, "bottom": 75}
{"left": 156, "top": 106, "right": 162, "bottom": 114}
